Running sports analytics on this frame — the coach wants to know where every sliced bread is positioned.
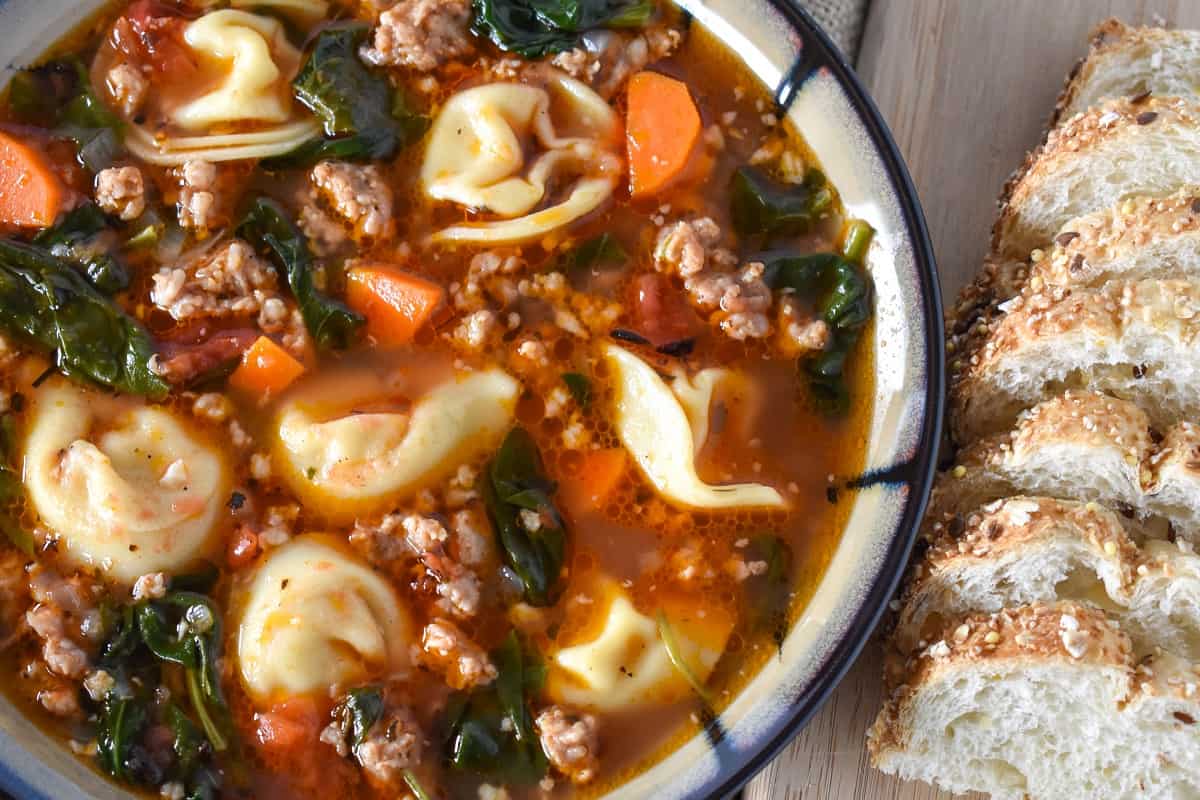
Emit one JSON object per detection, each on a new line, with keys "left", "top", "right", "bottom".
{"left": 896, "top": 496, "right": 1200, "bottom": 660}
{"left": 993, "top": 96, "right": 1200, "bottom": 259}
{"left": 951, "top": 278, "right": 1200, "bottom": 440}
{"left": 870, "top": 603, "right": 1200, "bottom": 800}
{"left": 929, "top": 391, "right": 1200, "bottom": 540}
{"left": 1055, "top": 19, "right": 1200, "bottom": 125}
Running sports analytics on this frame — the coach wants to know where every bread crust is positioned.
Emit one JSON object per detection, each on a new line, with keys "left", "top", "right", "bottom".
{"left": 993, "top": 96, "right": 1200, "bottom": 259}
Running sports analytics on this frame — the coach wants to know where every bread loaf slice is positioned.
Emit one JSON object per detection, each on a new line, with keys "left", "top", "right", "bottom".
{"left": 870, "top": 603, "right": 1200, "bottom": 800}
{"left": 951, "top": 278, "right": 1200, "bottom": 440}
{"left": 929, "top": 391, "right": 1200, "bottom": 540}
{"left": 1055, "top": 19, "right": 1200, "bottom": 125}
{"left": 896, "top": 496, "right": 1200, "bottom": 660}
{"left": 993, "top": 97, "right": 1200, "bottom": 259}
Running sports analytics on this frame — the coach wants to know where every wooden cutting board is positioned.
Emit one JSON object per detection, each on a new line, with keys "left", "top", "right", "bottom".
{"left": 746, "top": 1, "right": 1200, "bottom": 798}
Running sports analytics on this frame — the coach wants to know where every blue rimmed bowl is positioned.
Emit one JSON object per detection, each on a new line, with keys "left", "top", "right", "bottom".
{"left": 0, "top": 0, "right": 943, "bottom": 797}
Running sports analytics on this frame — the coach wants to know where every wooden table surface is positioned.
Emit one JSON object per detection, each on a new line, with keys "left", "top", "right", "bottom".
{"left": 746, "top": 1, "right": 1200, "bottom": 798}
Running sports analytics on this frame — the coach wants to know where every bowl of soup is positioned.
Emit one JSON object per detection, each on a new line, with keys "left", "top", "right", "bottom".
{"left": 0, "top": 0, "right": 941, "bottom": 796}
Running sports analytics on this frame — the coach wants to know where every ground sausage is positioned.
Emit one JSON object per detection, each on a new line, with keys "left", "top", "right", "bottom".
{"left": 421, "top": 618, "right": 497, "bottom": 689}
{"left": 310, "top": 161, "right": 394, "bottom": 239}
{"left": 94, "top": 166, "right": 146, "bottom": 221}
{"left": 361, "top": 0, "right": 474, "bottom": 71}
{"left": 535, "top": 706, "right": 600, "bottom": 784}
{"left": 105, "top": 62, "right": 148, "bottom": 117}
{"left": 177, "top": 160, "right": 217, "bottom": 232}
{"left": 151, "top": 239, "right": 279, "bottom": 323}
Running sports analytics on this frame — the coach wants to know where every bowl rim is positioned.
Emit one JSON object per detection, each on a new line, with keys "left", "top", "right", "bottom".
{"left": 702, "top": 1, "right": 945, "bottom": 797}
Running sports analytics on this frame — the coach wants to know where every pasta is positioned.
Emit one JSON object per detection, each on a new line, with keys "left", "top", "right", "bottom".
{"left": 235, "top": 535, "right": 413, "bottom": 702}
{"left": 422, "top": 74, "right": 622, "bottom": 243}
{"left": 22, "top": 381, "right": 228, "bottom": 582}
{"left": 550, "top": 581, "right": 734, "bottom": 710}
{"left": 601, "top": 343, "right": 787, "bottom": 509}
{"left": 273, "top": 368, "right": 521, "bottom": 520}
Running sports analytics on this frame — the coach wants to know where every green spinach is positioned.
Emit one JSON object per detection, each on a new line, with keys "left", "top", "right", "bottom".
{"left": 760, "top": 250, "right": 873, "bottom": 414}
{"left": 6, "top": 60, "right": 123, "bottom": 172}
{"left": 238, "top": 198, "right": 364, "bottom": 350}
{"left": 730, "top": 166, "right": 833, "bottom": 239}
{"left": 0, "top": 414, "right": 31, "bottom": 556}
{"left": 275, "top": 24, "right": 429, "bottom": 167}
{"left": 443, "top": 632, "right": 547, "bottom": 783}
{"left": 331, "top": 686, "right": 386, "bottom": 749}
{"left": 33, "top": 203, "right": 130, "bottom": 294}
{"left": 743, "top": 535, "right": 793, "bottom": 653}
{"left": 557, "top": 233, "right": 627, "bottom": 274}
{"left": 560, "top": 372, "right": 591, "bottom": 408}
{"left": 96, "top": 695, "right": 151, "bottom": 784}
{"left": 473, "top": 0, "right": 655, "bottom": 58}
{"left": 483, "top": 427, "right": 567, "bottom": 606}
{"left": 655, "top": 611, "right": 714, "bottom": 706}
{"left": 0, "top": 239, "right": 169, "bottom": 398}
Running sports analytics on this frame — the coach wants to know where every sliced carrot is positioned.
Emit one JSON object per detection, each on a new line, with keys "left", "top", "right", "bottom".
{"left": 561, "top": 448, "right": 627, "bottom": 513}
{"left": 0, "top": 131, "right": 65, "bottom": 228}
{"left": 229, "top": 336, "right": 305, "bottom": 394}
{"left": 626, "top": 71, "right": 702, "bottom": 198}
{"left": 345, "top": 264, "right": 447, "bottom": 347}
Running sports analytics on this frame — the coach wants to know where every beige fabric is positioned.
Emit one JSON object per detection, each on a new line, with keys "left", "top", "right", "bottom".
{"left": 800, "top": 0, "right": 869, "bottom": 57}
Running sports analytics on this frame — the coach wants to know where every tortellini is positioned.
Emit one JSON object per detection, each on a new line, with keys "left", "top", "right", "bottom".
{"left": 174, "top": 10, "right": 299, "bottom": 130}
{"left": 549, "top": 581, "right": 733, "bottom": 711}
{"left": 601, "top": 343, "right": 786, "bottom": 509}
{"left": 273, "top": 367, "right": 520, "bottom": 520}
{"left": 22, "top": 381, "right": 228, "bottom": 582}
{"left": 422, "top": 72, "right": 622, "bottom": 244}
{"left": 235, "top": 535, "right": 413, "bottom": 702}
{"left": 124, "top": 9, "right": 321, "bottom": 164}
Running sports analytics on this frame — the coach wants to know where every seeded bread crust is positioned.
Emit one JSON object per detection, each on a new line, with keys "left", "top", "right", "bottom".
{"left": 993, "top": 96, "right": 1200, "bottom": 259}
{"left": 950, "top": 278, "right": 1200, "bottom": 441}
{"left": 928, "top": 390, "right": 1200, "bottom": 541}
{"left": 1053, "top": 19, "right": 1200, "bottom": 126}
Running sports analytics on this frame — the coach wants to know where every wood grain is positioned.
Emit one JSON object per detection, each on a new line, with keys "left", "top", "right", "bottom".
{"left": 747, "top": 2, "right": 1200, "bottom": 798}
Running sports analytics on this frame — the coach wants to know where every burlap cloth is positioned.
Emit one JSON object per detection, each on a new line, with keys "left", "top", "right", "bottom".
{"left": 798, "top": 0, "right": 870, "bottom": 58}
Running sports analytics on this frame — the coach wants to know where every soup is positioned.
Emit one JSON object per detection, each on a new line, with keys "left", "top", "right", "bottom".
{"left": 0, "top": 0, "right": 874, "bottom": 796}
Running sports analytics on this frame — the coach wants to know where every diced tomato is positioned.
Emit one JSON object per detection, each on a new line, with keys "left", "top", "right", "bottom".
{"left": 114, "top": 2, "right": 198, "bottom": 78}
{"left": 254, "top": 698, "right": 323, "bottom": 751}
{"left": 155, "top": 328, "right": 259, "bottom": 386}
{"left": 627, "top": 273, "right": 702, "bottom": 347}
{"left": 227, "top": 525, "right": 261, "bottom": 570}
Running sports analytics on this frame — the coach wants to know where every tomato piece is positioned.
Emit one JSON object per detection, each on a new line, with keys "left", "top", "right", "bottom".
{"left": 114, "top": 3, "right": 198, "bottom": 78}
{"left": 627, "top": 273, "right": 702, "bottom": 347}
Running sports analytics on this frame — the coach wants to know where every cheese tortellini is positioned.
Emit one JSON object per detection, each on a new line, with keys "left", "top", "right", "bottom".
{"left": 273, "top": 367, "right": 520, "bottom": 520}
{"left": 422, "top": 72, "right": 622, "bottom": 244}
{"left": 601, "top": 343, "right": 786, "bottom": 509}
{"left": 235, "top": 535, "right": 413, "bottom": 703}
{"left": 22, "top": 381, "right": 228, "bottom": 582}
{"left": 124, "top": 10, "right": 321, "bottom": 164}
{"left": 550, "top": 581, "right": 733, "bottom": 711}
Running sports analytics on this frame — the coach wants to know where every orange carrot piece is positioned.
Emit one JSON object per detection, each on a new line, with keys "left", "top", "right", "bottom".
{"left": 229, "top": 336, "right": 305, "bottom": 394}
{"left": 0, "top": 131, "right": 65, "bottom": 228}
{"left": 561, "top": 448, "right": 627, "bottom": 512}
{"left": 345, "top": 265, "right": 447, "bottom": 347}
{"left": 626, "top": 71, "right": 702, "bottom": 198}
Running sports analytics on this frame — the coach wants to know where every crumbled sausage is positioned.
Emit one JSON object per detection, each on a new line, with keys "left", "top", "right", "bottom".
{"left": 26, "top": 605, "right": 89, "bottom": 679}
{"left": 177, "top": 160, "right": 217, "bottom": 232}
{"left": 448, "top": 309, "right": 499, "bottom": 352}
{"left": 777, "top": 296, "right": 831, "bottom": 355}
{"left": 37, "top": 685, "right": 81, "bottom": 717}
{"left": 552, "top": 27, "right": 682, "bottom": 98}
{"left": 151, "top": 239, "right": 279, "bottom": 323}
{"left": 353, "top": 705, "right": 423, "bottom": 784}
{"left": 425, "top": 552, "right": 482, "bottom": 618}
{"left": 131, "top": 572, "right": 167, "bottom": 602}
{"left": 401, "top": 514, "right": 449, "bottom": 554}
{"left": 310, "top": 161, "right": 394, "bottom": 239}
{"left": 94, "top": 166, "right": 146, "bottom": 221}
{"left": 349, "top": 513, "right": 411, "bottom": 563}
{"left": 421, "top": 618, "right": 497, "bottom": 689}
{"left": 299, "top": 204, "right": 349, "bottom": 257}
{"left": 105, "top": 62, "right": 148, "bottom": 117}
{"left": 535, "top": 706, "right": 600, "bottom": 784}
{"left": 654, "top": 218, "right": 721, "bottom": 278}
{"left": 361, "top": 0, "right": 474, "bottom": 71}
{"left": 450, "top": 508, "right": 491, "bottom": 565}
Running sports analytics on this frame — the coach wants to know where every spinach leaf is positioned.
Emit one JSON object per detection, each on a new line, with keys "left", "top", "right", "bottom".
{"left": 165, "top": 704, "right": 208, "bottom": 777}
{"left": 331, "top": 686, "right": 386, "bottom": 749}
{"left": 560, "top": 372, "right": 590, "bottom": 408}
{"left": 97, "top": 695, "right": 150, "bottom": 783}
{"left": 473, "top": 0, "right": 655, "bottom": 58}
{"left": 0, "top": 239, "right": 169, "bottom": 398}
{"left": 136, "top": 592, "right": 229, "bottom": 751}
{"left": 558, "top": 233, "right": 627, "bottom": 274}
{"left": 403, "top": 770, "right": 435, "bottom": 800}
{"left": 760, "top": 250, "right": 873, "bottom": 414}
{"left": 33, "top": 203, "right": 130, "bottom": 294}
{"left": 655, "top": 611, "right": 714, "bottom": 706}
{"left": 483, "top": 427, "right": 567, "bottom": 606}
{"left": 730, "top": 167, "right": 833, "bottom": 239}
{"left": 743, "top": 535, "right": 793, "bottom": 653}
{"left": 276, "top": 24, "right": 429, "bottom": 167}
{"left": 444, "top": 632, "right": 547, "bottom": 783}
{"left": 238, "top": 198, "right": 364, "bottom": 350}
{"left": 57, "top": 60, "right": 123, "bottom": 173}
